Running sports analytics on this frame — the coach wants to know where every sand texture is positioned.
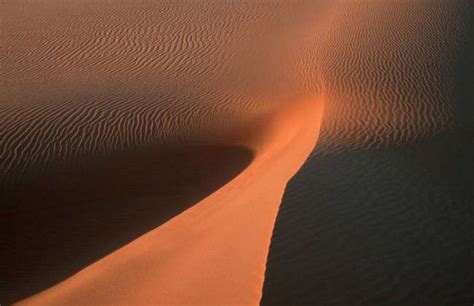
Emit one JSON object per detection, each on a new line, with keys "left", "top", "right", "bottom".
{"left": 263, "top": 1, "right": 474, "bottom": 305}
{"left": 1, "top": 0, "right": 473, "bottom": 305}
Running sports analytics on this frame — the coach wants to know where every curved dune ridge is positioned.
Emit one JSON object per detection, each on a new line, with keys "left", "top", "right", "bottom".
{"left": 2, "top": 0, "right": 324, "bottom": 304}
{"left": 1, "top": 0, "right": 473, "bottom": 305}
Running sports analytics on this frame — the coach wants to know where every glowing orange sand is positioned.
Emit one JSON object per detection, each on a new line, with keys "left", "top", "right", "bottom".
{"left": 18, "top": 98, "right": 323, "bottom": 305}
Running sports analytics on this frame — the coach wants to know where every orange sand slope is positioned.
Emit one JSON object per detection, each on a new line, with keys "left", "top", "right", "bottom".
{"left": 18, "top": 98, "right": 323, "bottom": 306}
{"left": 2, "top": 0, "right": 325, "bottom": 304}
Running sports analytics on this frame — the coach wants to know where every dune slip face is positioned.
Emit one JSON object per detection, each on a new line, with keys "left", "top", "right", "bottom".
{"left": 1, "top": 0, "right": 325, "bottom": 305}
{"left": 263, "top": 1, "right": 474, "bottom": 305}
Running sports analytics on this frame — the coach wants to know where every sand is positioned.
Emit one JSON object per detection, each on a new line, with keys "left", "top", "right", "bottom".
{"left": 2, "top": 1, "right": 323, "bottom": 304}
{"left": 1, "top": 0, "right": 472, "bottom": 305}
{"left": 262, "top": 1, "right": 474, "bottom": 305}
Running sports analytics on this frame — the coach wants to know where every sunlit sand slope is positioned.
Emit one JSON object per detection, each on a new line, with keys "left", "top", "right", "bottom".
{"left": 1, "top": 0, "right": 325, "bottom": 304}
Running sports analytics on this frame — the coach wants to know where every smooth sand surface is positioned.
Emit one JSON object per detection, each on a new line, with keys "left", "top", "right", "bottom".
{"left": 1, "top": 0, "right": 473, "bottom": 305}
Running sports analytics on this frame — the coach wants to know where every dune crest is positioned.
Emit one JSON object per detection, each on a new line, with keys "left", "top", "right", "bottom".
{"left": 18, "top": 97, "right": 323, "bottom": 305}
{"left": 1, "top": 1, "right": 327, "bottom": 303}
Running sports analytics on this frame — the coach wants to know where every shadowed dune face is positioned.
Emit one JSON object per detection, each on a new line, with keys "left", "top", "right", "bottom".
{"left": 262, "top": 1, "right": 474, "bottom": 305}
{"left": 262, "top": 131, "right": 474, "bottom": 305}
{"left": 2, "top": 145, "right": 253, "bottom": 304}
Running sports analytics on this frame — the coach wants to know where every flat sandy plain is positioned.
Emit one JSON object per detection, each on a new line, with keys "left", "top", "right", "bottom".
{"left": 1, "top": 0, "right": 473, "bottom": 305}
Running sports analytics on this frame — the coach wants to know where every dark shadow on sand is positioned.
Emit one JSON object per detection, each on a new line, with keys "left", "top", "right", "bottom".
{"left": 1, "top": 144, "right": 253, "bottom": 304}
{"left": 262, "top": 4, "right": 474, "bottom": 303}
{"left": 262, "top": 131, "right": 474, "bottom": 306}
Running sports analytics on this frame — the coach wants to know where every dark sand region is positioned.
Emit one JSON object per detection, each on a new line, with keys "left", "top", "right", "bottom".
{"left": 2, "top": 145, "right": 253, "bottom": 304}
{"left": 263, "top": 131, "right": 474, "bottom": 305}
{"left": 263, "top": 1, "right": 474, "bottom": 305}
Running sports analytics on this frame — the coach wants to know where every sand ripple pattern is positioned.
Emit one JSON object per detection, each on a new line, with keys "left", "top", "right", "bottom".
{"left": 1, "top": 0, "right": 322, "bottom": 186}
{"left": 313, "top": 0, "right": 468, "bottom": 154}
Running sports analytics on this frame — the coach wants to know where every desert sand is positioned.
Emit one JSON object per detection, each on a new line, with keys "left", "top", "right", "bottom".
{"left": 263, "top": 1, "right": 474, "bottom": 305}
{"left": 1, "top": 0, "right": 473, "bottom": 305}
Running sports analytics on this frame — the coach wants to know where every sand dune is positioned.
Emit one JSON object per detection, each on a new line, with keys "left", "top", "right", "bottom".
{"left": 1, "top": 0, "right": 472, "bottom": 305}
{"left": 2, "top": 1, "right": 324, "bottom": 304}
{"left": 14, "top": 98, "right": 322, "bottom": 305}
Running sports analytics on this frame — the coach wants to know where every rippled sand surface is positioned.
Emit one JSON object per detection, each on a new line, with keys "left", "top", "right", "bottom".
{"left": 1, "top": 0, "right": 473, "bottom": 305}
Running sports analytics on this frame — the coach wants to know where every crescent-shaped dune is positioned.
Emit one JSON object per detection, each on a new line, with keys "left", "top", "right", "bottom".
{"left": 2, "top": 1, "right": 324, "bottom": 304}
{"left": 1, "top": 0, "right": 473, "bottom": 305}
